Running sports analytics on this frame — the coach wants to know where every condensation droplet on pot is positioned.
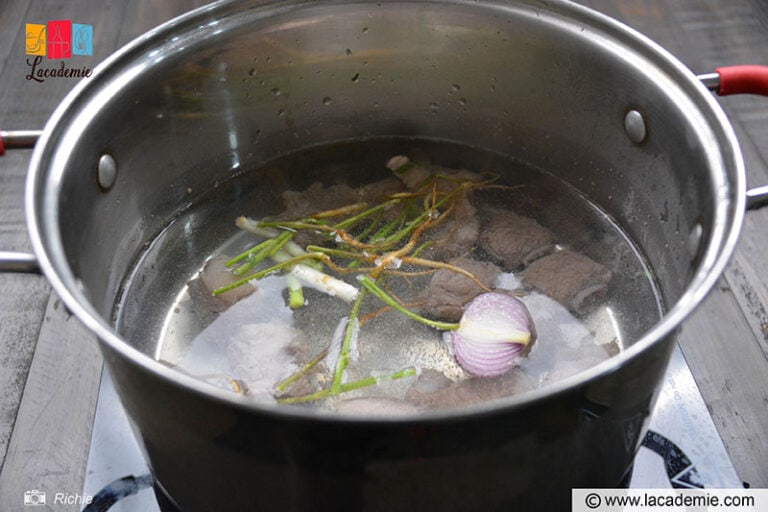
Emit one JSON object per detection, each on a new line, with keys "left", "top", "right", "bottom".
{"left": 271, "top": 88, "right": 281, "bottom": 96}
{"left": 361, "top": 27, "right": 369, "bottom": 33}
{"left": 624, "top": 109, "right": 647, "bottom": 144}
{"left": 278, "top": 109, "right": 286, "bottom": 117}
{"left": 429, "top": 101, "right": 440, "bottom": 113}
{"left": 97, "top": 153, "right": 117, "bottom": 191}
{"left": 248, "top": 68, "right": 256, "bottom": 76}
{"left": 346, "top": 48, "right": 352, "bottom": 56}
{"left": 451, "top": 83, "right": 461, "bottom": 93}
{"left": 458, "top": 97, "right": 467, "bottom": 106}
{"left": 322, "top": 96, "right": 332, "bottom": 105}
{"left": 658, "top": 201, "right": 669, "bottom": 222}
{"left": 351, "top": 73, "right": 360, "bottom": 82}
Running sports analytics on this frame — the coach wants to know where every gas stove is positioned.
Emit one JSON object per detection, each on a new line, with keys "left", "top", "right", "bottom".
{"left": 81, "top": 344, "right": 742, "bottom": 511}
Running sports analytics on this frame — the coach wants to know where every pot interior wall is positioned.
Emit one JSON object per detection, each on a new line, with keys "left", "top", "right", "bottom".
{"left": 39, "top": 0, "right": 736, "bottom": 355}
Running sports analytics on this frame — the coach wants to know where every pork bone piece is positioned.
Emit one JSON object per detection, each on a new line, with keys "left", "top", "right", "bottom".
{"left": 425, "top": 197, "right": 481, "bottom": 261}
{"left": 197, "top": 255, "right": 256, "bottom": 311}
{"left": 386, "top": 155, "right": 483, "bottom": 191}
{"left": 405, "top": 368, "right": 535, "bottom": 409}
{"left": 519, "top": 249, "right": 612, "bottom": 314}
{"left": 280, "top": 182, "right": 359, "bottom": 220}
{"left": 419, "top": 258, "right": 501, "bottom": 322}
{"left": 479, "top": 208, "right": 556, "bottom": 270}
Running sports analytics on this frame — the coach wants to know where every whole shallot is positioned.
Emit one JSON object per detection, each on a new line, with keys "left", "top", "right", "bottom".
{"left": 452, "top": 292, "right": 536, "bottom": 377}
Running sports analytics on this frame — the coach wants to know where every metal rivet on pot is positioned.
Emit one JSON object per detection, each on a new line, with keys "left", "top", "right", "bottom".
{"left": 97, "top": 153, "right": 117, "bottom": 191}
{"left": 624, "top": 109, "right": 647, "bottom": 144}
{"left": 687, "top": 222, "right": 703, "bottom": 261}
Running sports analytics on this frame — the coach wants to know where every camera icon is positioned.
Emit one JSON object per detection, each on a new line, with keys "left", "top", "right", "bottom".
{"left": 23, "top": 490, "right": 46, "bottom": 506}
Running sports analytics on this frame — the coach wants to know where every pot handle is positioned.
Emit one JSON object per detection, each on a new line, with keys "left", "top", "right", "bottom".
{"left": 698, "top": 66, "right": 768, "bottom": 209}
{"left": 0, "top": 130, "right": 41, "bottom": 155}
{"left": 699, "top": 65, "right": 768, "bottom": 97}
{"left": 0, "top": 252, "right": 40, "bottom": 273}
{"left": 0, "top": 130, "right": 42, "bottom": 273}
{"left": 747, "top": 185, "right": 768, "bottom": 210}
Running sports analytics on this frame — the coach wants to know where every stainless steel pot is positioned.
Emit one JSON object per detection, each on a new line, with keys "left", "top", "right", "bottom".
{"left": 2, "top": 0, "right": 767, "bottom": 510}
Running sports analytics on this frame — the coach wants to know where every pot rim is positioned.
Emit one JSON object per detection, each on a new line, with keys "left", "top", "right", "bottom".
{"left": 25, "top": 0, "right": 746, "bottom": 422}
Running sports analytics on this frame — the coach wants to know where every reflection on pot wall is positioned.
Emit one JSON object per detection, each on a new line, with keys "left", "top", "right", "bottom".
{"left": 51, "top": 1, "right": 732, "bottom": 321}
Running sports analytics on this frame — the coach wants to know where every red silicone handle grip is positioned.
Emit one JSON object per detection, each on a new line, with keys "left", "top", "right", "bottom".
{"left": 0, "top": 133, "right": 5, "bottom": 156}
{"left": 715, "top": 65, "right": 768, "bottom": 96}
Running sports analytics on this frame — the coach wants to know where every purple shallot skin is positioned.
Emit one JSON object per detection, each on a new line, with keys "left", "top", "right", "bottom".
{"left": 451, "top": 292, "right": 536, "bottom": 378}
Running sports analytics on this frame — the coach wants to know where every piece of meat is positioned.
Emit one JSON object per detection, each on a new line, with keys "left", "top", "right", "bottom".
{"left": 405, "top": 368, "right": 534, "bottom": 409}
{"left": 280, "top": 182, "right": 360, "bottom": 220}
{"left": 273, "top": 360, "right": 332, "bottom": 400}
{"left": 197, "top": 255, "right": 256, "bottom": 310}
{"left": 356, "top": 177, "right": 405, "bottom": 203}
{"left": 479, "top": 208, "right": 556, "bottom": 270}
{"left": 278, "top": 178, "right": 407, "bottom": 246}
{"left": 386, "top": 155, "right": 484, "bottom": 192}
{"left": 419, "top": 257, "right": 501, "bottom": 322}
{"left": 386, "top": 155, "right": 432, "bottom": 189}
{"left": 280, "top": 178, "right": 405, "bottom": 221}
{"left": 425, "top": 196, "right": 481, "bottom": 261}
{"left": 519, "top": 249, "right": 612, "bottom": 314}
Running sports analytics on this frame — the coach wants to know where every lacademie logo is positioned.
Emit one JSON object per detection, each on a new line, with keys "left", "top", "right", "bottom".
{"left": 25, "top": 20, "right": 94, "bottom": 83}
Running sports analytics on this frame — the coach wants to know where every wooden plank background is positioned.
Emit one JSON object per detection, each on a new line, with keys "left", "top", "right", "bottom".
{"left": 0, "top": 1, "right": 766, "bottom": 509}
{"left": 0, "top": 2, "right": 207, "bottom": 510}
